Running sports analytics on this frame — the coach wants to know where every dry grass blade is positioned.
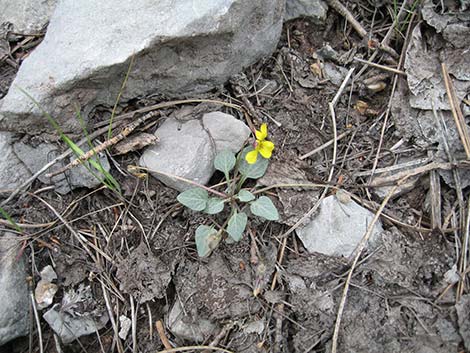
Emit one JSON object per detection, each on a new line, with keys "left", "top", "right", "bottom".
{"left": 430, "top": 170, "right": 442, "bottom": 230}
{"left": 442, "top": 63, "right": 470, "bottom": 159}
{"left": 457, "top": 197, "right": 470, "bottom": 300}
{"left": 299, "top": 130, "right": 352, "bottom": 160}
{"left": 353, "top": 57, "right": 406, "bottom": 76}
{"left": 29, "top": 281, "right": 44, "bottom": 353}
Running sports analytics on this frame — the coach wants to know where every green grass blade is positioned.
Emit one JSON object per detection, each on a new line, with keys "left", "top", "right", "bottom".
{"left": 0, "top": 206, "right": 22, "bottom": 232}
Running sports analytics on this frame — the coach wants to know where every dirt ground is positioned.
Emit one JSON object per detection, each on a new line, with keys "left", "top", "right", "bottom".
{"left": 1, "top": 1, "right": 470, "bottom": 352}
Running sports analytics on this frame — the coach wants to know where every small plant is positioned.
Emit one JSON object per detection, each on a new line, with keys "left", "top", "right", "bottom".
{"left": 177, "top": 123, "right": 279, "bottom": 257}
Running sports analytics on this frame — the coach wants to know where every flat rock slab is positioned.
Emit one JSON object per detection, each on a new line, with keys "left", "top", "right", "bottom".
{"left": 0, "top": 233, "right": 29, "bottom": 345}
{"left": 296, "top": 195, "right": 383, "bottom": 258}
{"left": 0, "top": 0, "right": 284, "bottom": 135}
{"left": 140, "top": 112, "right": 250, "bottom": 191}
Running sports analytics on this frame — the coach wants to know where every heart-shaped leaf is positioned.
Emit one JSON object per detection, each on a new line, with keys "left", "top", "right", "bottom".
{"left": 250, "top": 196, "right": 279, "bottom": 221}
{"left": 204, "top": 197, "right": 225, "bottom": 214}
{"left": 177, "top": 188, "right": 208, "bottom": 211}
{"left": 195, "top": 225, "right": 220, "bottom": 257}
{"left": 214, "top": 150, "right": 236, "bottom": 175}
{"left": 238, "top": 147, "right": 269, "bottom": 179}
{"left": 226, "top": 211, "right": 248, "bottom": 242}
{"left": 237, "top": 189, "right": 255, "bottom": 202}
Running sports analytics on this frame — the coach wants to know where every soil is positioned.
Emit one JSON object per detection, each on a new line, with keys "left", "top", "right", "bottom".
{"left": 1, "top": 1, "right": 469, "bottom": 353}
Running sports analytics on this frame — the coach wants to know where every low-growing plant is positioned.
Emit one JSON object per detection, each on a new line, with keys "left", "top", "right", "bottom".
{"left": 177, "top": 123, "right": 279, "bottom": 257}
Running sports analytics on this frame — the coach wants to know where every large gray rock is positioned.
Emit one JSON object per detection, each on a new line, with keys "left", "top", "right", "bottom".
{"left": 140, "top": 112, "right": 250, "bottom": 191}
{"left": 0, "top": 233, "right": 29, "bottom": 345}
{"left": 285, "top": 0, "right": 327, "bottom": 22}
{"left": 13, "top": 139, "right": 110, "bottom": 194}
{"left": 0, "top": 132, "right": 32, "bottom": 191}
{"left": 0, "top": 0, "right": 284, "bottom": 135}
{"left": 0, "top": 0, "right": 57, "bottom": 33}
{"left": 296, "top": 194, "right": 383, "bottom": 258}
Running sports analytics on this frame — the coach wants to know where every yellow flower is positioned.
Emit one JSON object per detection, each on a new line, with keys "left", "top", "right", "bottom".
{"left": 246, "top": 123, "right": 275, "bottom": 164}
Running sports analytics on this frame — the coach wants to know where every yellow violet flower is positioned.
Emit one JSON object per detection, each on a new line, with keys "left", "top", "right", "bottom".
{"left": 246, "top": 123, "right": 275, "bottom": 164}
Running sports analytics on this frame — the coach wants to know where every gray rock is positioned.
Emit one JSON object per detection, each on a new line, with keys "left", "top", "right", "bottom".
{"left": 43, "top": 306, "right": 108, "bottom": 344}
{"left": 13, "top": 139, "right": 110, "bottom": 194}
{"left": 140, "top": 113, "right": 250, "bottom": 191}
{"left": 323, "top": 62, "right": 348, "bottom": 86}
{"left": 0, "top": 0, "right": 57, "bottom": 33}
{"left": 43, "top": 284, "right": 108, "bottom": 344}
{"left": 285, "top": 0, "right": 327, "bottom": 22}
{"left": 0, "top": 132, "right": 32, "bottom": 191}
{"left": 0, "top": 233, "right": 29, "bottom": 345}
{"left": 295, "top": 195, "right": 383, "bottom": 258}
{"left": 202, "top": 111, "right": 251, "bottom": 153}
{"left": 140, "top": 118, "right": 214, "bottom": 192}
{"left": 0, "top": 0, "right": 284, "bottom": 135}
{"left": 167, "top": 300, "right": 218, "bottom": 343}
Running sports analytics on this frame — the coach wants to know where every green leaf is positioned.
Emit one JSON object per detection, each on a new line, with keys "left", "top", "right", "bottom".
{"left": 204, "top": 197, "right": 225, "bottom": 214}
{"left": 195, "top": 225, "right": 220, "bottom": 257}
{"left": 250, "top": 196, "right": 279, "bottom": 221}
{"left": 177, "top": 188, "right": 209, "bottom": 211}
{"left": 237, "top": 189, "right": 255, "bottom": 202}
{"left": 214, "top": 150, "right": 236, "bottom": 174}
{"left": 226, "top": 211, "right": 248, "bottom": 242}
{"left": 238, "top": 147, "right": 269, "bottom": 179}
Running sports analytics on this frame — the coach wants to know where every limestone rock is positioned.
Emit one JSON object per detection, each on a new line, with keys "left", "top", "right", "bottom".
{"left": 140, "top": 112, "right": 250, "bottom": 191}
{"left": 295, "top": 194, "right": 383, "bottom": 257}
{"left": 0, "top": 0, "right": 284, "bottom": 135}
{"left": 0, "top": 0, "right": 57, "bottom": 33}
{"left": 285, "top": 0, "right": 327, "bottom": 22}
{"left": 0, "top": 132, "right": 32, "bottom": 191}
{"left": 0, "top": 233, "right": 29, "bottom": 345}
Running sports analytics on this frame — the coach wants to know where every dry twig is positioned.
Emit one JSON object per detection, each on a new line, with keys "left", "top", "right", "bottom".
{"left": 156, "top": 320, "right": 173, "bottom": 350}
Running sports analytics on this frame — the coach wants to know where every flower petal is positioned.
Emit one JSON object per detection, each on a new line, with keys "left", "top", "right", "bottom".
{"left": 259, "top": 140, "right": 274, "bottom": 159}
{"left": 245, "top": 149, "right": 259, "bottom": 164}
{"left": 255, "top": 123, "right": 268, "bottom": 141}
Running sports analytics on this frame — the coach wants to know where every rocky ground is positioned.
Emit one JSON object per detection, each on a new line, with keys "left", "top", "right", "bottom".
{"left": 1, "top": 1, "right": 470, "bottom": 353}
